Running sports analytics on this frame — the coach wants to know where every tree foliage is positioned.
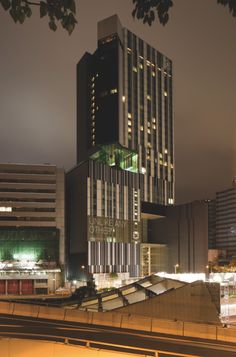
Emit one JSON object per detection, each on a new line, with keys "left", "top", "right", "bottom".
{"left": 1, "top": 0, "right": 235, "bottom": 34}
{"left": 0, "top": 0, "right": 77, "bottom": 34}
{"left": 132, "top": 0, "right": 236, "bottom": 26}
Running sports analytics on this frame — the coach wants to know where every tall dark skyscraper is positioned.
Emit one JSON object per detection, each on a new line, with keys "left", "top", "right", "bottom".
{"left": 67, "top": 15, "right": 174, "bottom": 278}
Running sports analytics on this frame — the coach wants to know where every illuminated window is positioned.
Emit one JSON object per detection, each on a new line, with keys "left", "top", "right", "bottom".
{"left": 110, "top": 88, "right": 118, "bottom": 94}
{"left": 171, "top": 164, "right": 174, "bottom": 169}
{"left": 139, "top": 55, "right": 144, "bottom": 59}
{"left": 147, "top": 129, "right": 151, "bottom": 134}
{"left": 127, "top": 47, "right": 132, "bottom": 53}
{"left": 146, "top": 60, "right": 151, "bottom": 66}
{"left": 140, "top": 126, "right": 144, "bottom": 131}
{"left": 160, "top": 160, "right": 163, "bottom": 165}
{"left": 128, "top": 120, "right": 132, "bottom": 126}
{"left": 152, "top": 118, "right": 156, "bottom": 123}
{"left": 122, "top": 96, "right": 126, "bottom": 103}
{"left": 128, "top": 127, "right": 132, "bottom": 133}
{"left": 164, "top": 148, "right": 168, "bottom": 154}
{"left": 92, "top": 77, "right": 95, "bottom": 82}
{"left": 152, "top": 71, "right": 155, "bottom": 77}
{"left": 159, "top": 153, "right": 163, "bottom": 158}
{"left": 168, "top": 198, "right": 174, "bottom": 205}
{"left": 164, "top": 162, "right": 168, "bottom": 166}
{"left": 139, "top": 64, "right": 143, "bottom": 69}
{"left": 128, "top": 113, "right": 132, "bottom": 119}
{"left": 147, "top": 95, "right": 151, "bottom": 100}
{"left": 147, "top": 122, "right": 151, "bottom": 127}
{"left": 164, "top": 91, "right": 168, "bottom": 97}
{"left": 158, "top": 67, "right": 161, "bottom": 71}
{"left": 153, "top": 125, "right": 156, "bottom": 130}
{"left": 133, "top": 67, "right": 137, "bottom": 73}
{"left": 141, "top": 167, "right": 146, "bottom": 174}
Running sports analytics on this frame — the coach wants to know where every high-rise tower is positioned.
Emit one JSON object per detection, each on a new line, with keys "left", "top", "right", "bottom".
{"left": 67, "top": 15, "right": 174, "bottom": 278}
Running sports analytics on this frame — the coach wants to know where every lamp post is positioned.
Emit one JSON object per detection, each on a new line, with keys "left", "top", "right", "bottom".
{"left": 205, "top": 265, "right": 209, "bottom": 281}
{"left": 174, "top": 264, "right": 179, "bottom": 274}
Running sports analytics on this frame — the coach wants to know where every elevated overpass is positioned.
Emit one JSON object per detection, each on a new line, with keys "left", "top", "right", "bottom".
{"left": 1, "top": 301, "right": 236, "bottom": 356}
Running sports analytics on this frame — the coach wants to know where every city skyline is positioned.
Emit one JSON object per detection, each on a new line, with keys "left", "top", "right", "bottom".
{"left": 1, "top": 0, "right": 236, "bottom": 204}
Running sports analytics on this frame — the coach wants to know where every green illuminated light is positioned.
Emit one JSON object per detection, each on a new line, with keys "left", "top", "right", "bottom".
{"left": 90, "top": 144, "right": 138, "bottom": 173}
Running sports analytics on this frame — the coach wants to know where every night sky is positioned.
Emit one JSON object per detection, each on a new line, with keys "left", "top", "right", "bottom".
{"left": 0, "top": 0, "right": 235, "bottom": 203}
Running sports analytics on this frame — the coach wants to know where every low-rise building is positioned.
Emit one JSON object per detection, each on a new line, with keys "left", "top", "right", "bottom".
{"left": 0, "top": 163, "right": 65, "bottom": 294}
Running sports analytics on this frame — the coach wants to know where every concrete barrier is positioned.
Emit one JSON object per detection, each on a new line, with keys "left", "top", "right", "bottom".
{"left": 217, "top": 326, "right": 236, "bottom": 343}
{"left": 121, "top": 313, "right": 152, "bottom": 332}
{"left": 38, "top": 306, "right": 66, "bottom": 321}
{"left": 13, "top": 303, "right": 40, "bottom": 318}
{"left": 184, "top": 322, "right": 217, "bottom": 340}
{"left": 65, "top": 309, "right": 93, "bottom": 324}
{"left": 92, "top": 311, "right": 122, "bottom": 328}
{"left": 8, "top": 300, "right": 236, "bottom": 347}
{"left": 152, "top": 318, "right": 184, "bottom": 336}
{"left": 0, "top": 338, "right": 145, "bottom": 357}
{"left": 0, "top": 301, "right": 14, "bottom": 315}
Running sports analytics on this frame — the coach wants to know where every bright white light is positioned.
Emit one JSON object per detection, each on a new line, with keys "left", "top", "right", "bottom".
{"left": 13, "top": 253, "right": 35, "bottom": 261}
{"left": 157, "top": 272, "right": 206, "bottom": 283}
{"left": 141, "top": 167, "right": 146, "bottom": 174}
{"left": 0, "top": 207, "right": 12, "bottom": 212}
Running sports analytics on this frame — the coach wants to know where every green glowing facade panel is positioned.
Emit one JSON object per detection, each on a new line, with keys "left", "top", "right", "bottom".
{"left": 0, "top": 228, "right": 59, "bottom": 262}
{"left": 90, "top": 144, "right": 138, "bottom": 173}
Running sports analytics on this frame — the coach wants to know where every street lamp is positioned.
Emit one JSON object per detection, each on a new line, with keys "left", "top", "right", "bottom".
{"left": 174, "top": 264, "right": 179, "bottom": 274}
{"left": 205, "top": 265, "right": 209, "bottom": 280}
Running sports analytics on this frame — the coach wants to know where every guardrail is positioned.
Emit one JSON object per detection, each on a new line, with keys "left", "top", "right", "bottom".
{"left": 0, "top": 301, "right": 236, "bottom": 343}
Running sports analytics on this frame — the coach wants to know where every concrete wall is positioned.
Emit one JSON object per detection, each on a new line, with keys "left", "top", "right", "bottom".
{"left": 66, "top": 163, "right": 88, "bottom": 279}
{"left": 150, "top": 201, "right": 209, "bottom": 273}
